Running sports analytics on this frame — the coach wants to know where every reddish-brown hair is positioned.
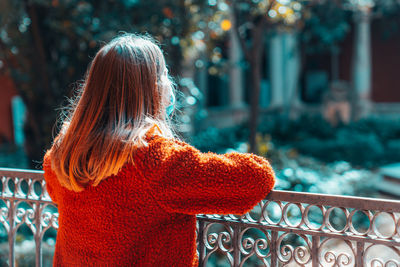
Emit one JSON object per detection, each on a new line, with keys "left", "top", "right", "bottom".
{"left": 49, "top": 33, "right": 175, "bottom": 192}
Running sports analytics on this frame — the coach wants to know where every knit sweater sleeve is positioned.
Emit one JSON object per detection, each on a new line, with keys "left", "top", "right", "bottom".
{"left": 137, "top": 136, "right": 275, "bottom": 215}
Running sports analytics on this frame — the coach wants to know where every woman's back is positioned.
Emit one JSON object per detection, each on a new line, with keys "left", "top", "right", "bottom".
{"left": 47, "top": 163, "right": 161, "bottom": 265}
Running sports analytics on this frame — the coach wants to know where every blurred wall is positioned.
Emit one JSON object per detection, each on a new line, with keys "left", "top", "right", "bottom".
{"left": 371, "top": 19, "right": 400, "bottom": 103}
{"left": 0, "top": 75, "right": 17, "bottom": 143}
{"left": 339, "top": 20, "right": 400, "bottom": 103}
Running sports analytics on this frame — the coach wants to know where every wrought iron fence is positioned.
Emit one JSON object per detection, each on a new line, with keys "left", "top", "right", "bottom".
{"left": 0, "top": 168, "right": 399, "bottom": 266}
{"left": 197, "top": 191, "right": 400, "bottom": 266}
{"left": 0, "top": 168, "right": 58, "bottom": 267}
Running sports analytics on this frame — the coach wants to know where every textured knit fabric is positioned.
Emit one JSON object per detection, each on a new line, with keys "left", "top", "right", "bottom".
{"left": 43, "top": 135, "right": 275, "bottom": 266}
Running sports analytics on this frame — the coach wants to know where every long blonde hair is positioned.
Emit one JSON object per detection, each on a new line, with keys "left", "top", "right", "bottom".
{"left": 49, "top": 33, "right": 175, "bottom": 192}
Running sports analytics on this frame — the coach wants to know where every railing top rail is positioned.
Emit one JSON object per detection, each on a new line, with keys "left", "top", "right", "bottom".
{"left": 267, "top": 190, "right": 400, "bottom": 212}
{"left": 0, "top": 167, "right": 44, "bottom": 180}
{"left": 1, "top": 167, "right": 399, "bottom": 212}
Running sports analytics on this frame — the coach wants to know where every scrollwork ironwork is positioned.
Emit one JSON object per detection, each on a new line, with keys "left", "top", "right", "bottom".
{"left": 238, "top": 227, "right": 270, "bottom": 266}
{"left": 276, "top": 232, "right": 312, "bottom": 266}
{"left": 202, "top": 222, "right": 234, "bottom": 266}
{"left": 365, "top": 243, "right": 400, "bottom": 267}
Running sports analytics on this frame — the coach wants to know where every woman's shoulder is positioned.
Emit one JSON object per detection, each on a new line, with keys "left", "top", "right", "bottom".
{"left": 134, "top": 134, "right": 204, "bottom": 174}
{"left": 42, "top": 150, "right": 61, "bottom": 184}
{"left": 41, "top": 150, "right": 64, "bottom": 202}
{"left": 42, "top": 150, "right": 53, "bottom": 173}
{"left": 138, "top": 135, "right": 189, "bottom": 159}
{"left": 141, "top": 124, "right": 189, "bottom": 152}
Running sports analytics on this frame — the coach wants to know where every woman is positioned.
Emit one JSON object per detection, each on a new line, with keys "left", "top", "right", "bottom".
{"left": 43, "top": 33, "right": 275, "bottom": 266}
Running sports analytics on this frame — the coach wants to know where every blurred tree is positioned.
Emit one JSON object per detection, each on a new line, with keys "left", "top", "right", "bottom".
{"left": 229, "top": 0, "right": 276, "bottom": 153}
{"left": 227, "top": 0, "right": 315, "bottom": 153}
{"left": 0, "top": 0, "right": 205, "bottom": 166}
{"left": 372, "top": 0, "right": 400, "bottom": 39}
{"left": 300, "top": 1, "right": 351, "bottom": 54}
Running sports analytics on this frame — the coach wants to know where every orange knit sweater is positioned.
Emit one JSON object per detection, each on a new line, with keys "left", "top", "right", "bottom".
{"left": 43, "top": 135, "right": 275, "bottom": 266}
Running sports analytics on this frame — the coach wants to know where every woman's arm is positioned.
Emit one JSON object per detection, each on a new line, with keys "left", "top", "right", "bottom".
{"left": 137, "top": 137, "right": 275, "bottom": 215}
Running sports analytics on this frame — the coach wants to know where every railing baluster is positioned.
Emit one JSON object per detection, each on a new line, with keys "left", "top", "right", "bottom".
{"left": 233, "top": 224, "right": 240, "bottom": 267}
{"left": 197, "top": 219, "right": 205, "bottom": 267}
{"left": 35, "top": 203, "right": 42, "bottom": 267}
{"left": 356, "top": 241, "right": 364, "bottom": 267}
{"left": 312, "top": 235, "right": 320, "bottom": 267}
{"left": 8, "top": 199, "right": 15, "bottom": 267}
{"left": 270, "top": 230, "right": 278, "bottom": 267}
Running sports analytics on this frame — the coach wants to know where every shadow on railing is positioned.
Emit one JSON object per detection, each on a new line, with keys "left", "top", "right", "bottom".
{"left": 0, "top": 168, "right": 399, "bottom": 266}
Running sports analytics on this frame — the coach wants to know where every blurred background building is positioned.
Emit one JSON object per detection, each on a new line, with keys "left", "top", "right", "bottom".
{"left": 191, "top": 1, "right": 400, "bottom": 130}
{"left": 1, "top": 0, "right": 400, "bottom": 198}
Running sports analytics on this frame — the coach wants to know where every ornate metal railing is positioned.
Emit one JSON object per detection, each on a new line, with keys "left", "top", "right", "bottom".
{"left": 0, "top": 168, "right": 399, "bottom": 266}
{"left": 197, "top": 192, "right": 400, "bottom": 266}
{"left": 0, "top": 168, "right": 57, "bottom": 267}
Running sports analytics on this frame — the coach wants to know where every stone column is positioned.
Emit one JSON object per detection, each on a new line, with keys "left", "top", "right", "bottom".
{"left": 228, "top": 13, "right": 244, "bottom": 108}
{"left": 269, "top": 33, "right": 284, "bottom": 107}
{"left": 352, "top": 9, "right": 372, "bottom": 117}
{"left": 282, "top": 32, "right": 301, "bottom": 108}
{"left": 268, "top": 32, "right": 300, "bottom": 108}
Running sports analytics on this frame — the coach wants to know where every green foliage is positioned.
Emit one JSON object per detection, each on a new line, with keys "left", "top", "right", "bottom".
{"left": 294, "top": 130, "right": 385, "bottom": 167}
{"left": 386, "top": 139, "right": 400, "bottom": 161}
{"left": 190, "top": 114, "right": 400, "bottom": 168}
{"left": 270, "top": 115, "right": 400, "bottom": 168}
{"left": 259, "top": 114, "right": 336, "bottom": 142}
{"left": 300, "top": 1, "right": 352, "bottom": 54}
{"left": 189, "top": 126, "right": 248, "bottom": 153}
